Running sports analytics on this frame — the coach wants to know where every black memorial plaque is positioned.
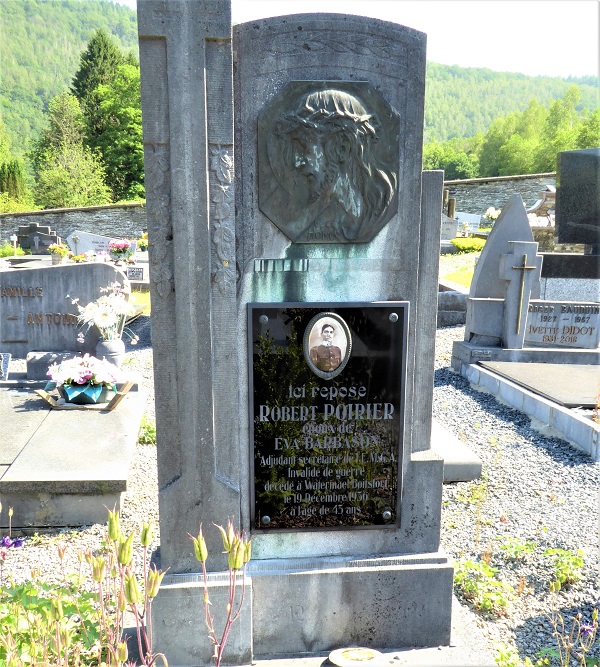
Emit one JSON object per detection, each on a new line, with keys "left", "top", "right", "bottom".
{"left": 249, "top": 302, "right": 408, "bottom": 531}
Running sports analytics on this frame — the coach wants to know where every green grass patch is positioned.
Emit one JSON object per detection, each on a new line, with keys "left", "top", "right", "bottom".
{"left": 442, "top": 267, "right": 474, "bottom": 288}
{"left": 129, "top": 289, "right": 151, "bottom": 315}
{"left": 0, "top": 241, "right": 25, "bottom": 258}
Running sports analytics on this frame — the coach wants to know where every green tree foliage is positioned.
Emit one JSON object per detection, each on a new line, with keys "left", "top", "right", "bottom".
{"left": 0, "top": 0, "right": 138, "bottom": 155}
{"left": 430, "top": 88, "right": 600, "bottom": 179}
{"left": 32, "top": 92, "right": 110, "bottom": 208}
{"left": 91, "top": 64, "right": 144, "bottom": 201}
{"left": 0, "top": 160, "right": 25, "bottom": 199}
{"left": 35, "top": 142, "right": 111, "bottom": 209}
{"left": 71, "top": 28, "right": 128, "bottom": 140}
{"left": 30, "top": 91, "right": 87, "bottom": 178}
{"left": 424, "top": 63, "right": 598, "bottom": 143}
{"left": 423, "top": 136, "right": 481, "bottom": 179}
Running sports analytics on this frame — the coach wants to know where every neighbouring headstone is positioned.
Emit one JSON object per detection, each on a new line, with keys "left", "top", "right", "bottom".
{"left": 441, "top": 212, "right": 458, "bottom": 240}
{"left": 66, "top": 229, "right": 137, "bottom": 258}
{"left": 456, "top": 211, "right": 481, "bottom": 235}
{"left": 460, "top": 194, "right": 600, "bottom": 354}
{"left": 525, "top": 301, "right": 600, "bottom": 349}
{"left": 139, "top": 2, "right": 451, "bottom": 663}
{"left": 555, "top": 147, "right": 600, "bottom": 250}
{"left": 17, "top": 222, "right": 61, "bottom": 254}
{"left": 0, "top": 263, "right": 129, "bottom": 359}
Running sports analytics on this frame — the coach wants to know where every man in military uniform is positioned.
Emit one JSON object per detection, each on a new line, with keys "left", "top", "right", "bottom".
{"left": 310, "top": 323, "right": 342, "bottom": 372}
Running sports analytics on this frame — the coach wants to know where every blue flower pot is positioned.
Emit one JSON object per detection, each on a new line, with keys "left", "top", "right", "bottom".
{"left": 59, "top": 383, "right": 116, "bottom": 405}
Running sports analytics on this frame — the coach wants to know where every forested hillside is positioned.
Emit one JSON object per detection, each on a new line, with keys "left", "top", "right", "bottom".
{"left": 1, "top": 0, "right": 598, "bottom": 157}
{"left": 0, "top": 0, "right": 138, "bottom": 154}
{"left": 424, "top": 63, "right": 598, "bottom": 142}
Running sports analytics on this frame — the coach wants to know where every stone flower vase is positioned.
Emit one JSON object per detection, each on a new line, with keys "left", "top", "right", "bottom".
{"left": 51, "top": 253, "right": 65, "bottom": 265}
{"left": 96, "top": 338, "right": 126, "bottom": 367}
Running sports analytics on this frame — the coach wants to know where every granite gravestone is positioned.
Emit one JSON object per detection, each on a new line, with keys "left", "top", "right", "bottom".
{"left": 16, "top": 222, "right": 61, "bottom": 254}
{"left": 0, "top": 263, "right": 129, "bottom": 358}
{"left": 555, "top": 147, "right": 600, "bottom": 250}
{"left": 139, "top": 1, "right": 451, "bottom": 663}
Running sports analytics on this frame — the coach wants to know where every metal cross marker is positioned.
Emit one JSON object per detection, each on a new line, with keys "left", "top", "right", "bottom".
{"left": 512, "top": 254, "right": 538, "bottom": 333}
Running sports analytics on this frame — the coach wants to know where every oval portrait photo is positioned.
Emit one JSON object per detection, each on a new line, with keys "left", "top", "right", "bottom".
{"left": 303, "top": 312, "right": 352, "bottom": 380}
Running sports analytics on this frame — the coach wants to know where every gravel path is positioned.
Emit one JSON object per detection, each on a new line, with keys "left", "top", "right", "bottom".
{"left": 2, "top": 319, "right": 598, "bottom": 665}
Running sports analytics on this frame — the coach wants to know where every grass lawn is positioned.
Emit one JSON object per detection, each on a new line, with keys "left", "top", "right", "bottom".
{"left": 438, "top": 251, "right": 481, "bottom": 289}
{"left": 129, "top": 289, "right": 151, "bottom": 315}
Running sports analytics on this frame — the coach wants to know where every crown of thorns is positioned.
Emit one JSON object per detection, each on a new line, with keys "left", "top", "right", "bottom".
{"left": 280, "top": 89, "right": 379, "bottom": 139}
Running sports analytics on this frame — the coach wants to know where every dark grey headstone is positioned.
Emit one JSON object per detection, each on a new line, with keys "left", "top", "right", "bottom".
{"left": 556, "top": 148, "right": 600, "bottom": 247}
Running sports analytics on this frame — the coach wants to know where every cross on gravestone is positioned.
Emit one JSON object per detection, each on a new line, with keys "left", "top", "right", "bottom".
{"left": 500, "top": 240, "right": 542, "bottom": 349}
{"left": 510, "top": 254, "right": 539, "bottom": 334}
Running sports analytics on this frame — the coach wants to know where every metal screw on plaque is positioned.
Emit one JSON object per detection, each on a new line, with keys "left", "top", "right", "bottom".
{"left": 261, "top": 515, "right": 271, "bottom": 525}
{"left": 259, "top": 315, "right": 269, "bottom": 325}
{"left": 382, "top": 510, "right": 392, "bottom": 522}
{"left": 389, "top": 313, "right": 398, "bottom": 323}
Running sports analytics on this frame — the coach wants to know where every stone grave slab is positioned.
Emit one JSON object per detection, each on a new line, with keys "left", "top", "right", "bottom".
{"left": 0, "top": 381, "right": 146, "bottom": 528}
{"left": 479, "top": 361, "right": 599, "bottom": 408}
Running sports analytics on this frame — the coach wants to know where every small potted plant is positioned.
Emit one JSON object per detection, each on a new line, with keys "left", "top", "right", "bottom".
{"left": 46, "top": 354, "right": 119, "bottom": 404}
{"left": 109, "top": 239, "right": 134, "bottom": 264}
{"left": 70, "top": 282, "right": 139, "bottom": 366}
{"left": 136, "top": 231, "right": 149, "bottom": 252}
{"left": 48, "top": 242, "right": 70, "bottom": 265}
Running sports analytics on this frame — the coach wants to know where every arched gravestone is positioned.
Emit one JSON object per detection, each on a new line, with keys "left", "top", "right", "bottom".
{"left": 138, "top": 3, "right": 452, "bottom": 662}
{"left": 258, "top": 81, "right": 400, "bottom": 243}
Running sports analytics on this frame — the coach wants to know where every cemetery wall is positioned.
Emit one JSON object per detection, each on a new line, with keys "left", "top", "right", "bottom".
{"left": 0, "top": 203, "right": 146, "bottom": 242}
{"left": 0, "top": 175, "right": 555, "bottom": 242}
{"left": 447, "top": 173, "right": 556, "bottom": 215}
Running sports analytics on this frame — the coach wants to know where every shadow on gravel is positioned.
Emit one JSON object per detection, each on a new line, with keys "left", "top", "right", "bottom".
{"left": 433, "top": 367, "right": 596, "bottom": 469}
{"left": 126, "top": 315, "right": 152, "bottom": 350}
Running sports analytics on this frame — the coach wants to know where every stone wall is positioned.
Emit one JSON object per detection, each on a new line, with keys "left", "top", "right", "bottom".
{"left": 0, "top": 203, "right": 146, "bottom": 243}
{"left": 446, "top": 173, "right": 556, "bottom": 216}
{"left": 0, "top": 173, "right": 556, "bottom": 243}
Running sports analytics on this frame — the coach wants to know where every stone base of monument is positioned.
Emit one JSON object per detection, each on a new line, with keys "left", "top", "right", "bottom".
{"left": 0, "top": 376, "right": 145, "bottom": 528}
{"left": 153, "top": 553, "right": 453, "bottom": 666}
{"left": 431, "top": 419, "right": 482, "bottom": 482}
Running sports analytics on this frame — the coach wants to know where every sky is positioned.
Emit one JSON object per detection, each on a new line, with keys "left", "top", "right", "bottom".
{"left": 118, "top": 0, "right": 599, "bottom": 79}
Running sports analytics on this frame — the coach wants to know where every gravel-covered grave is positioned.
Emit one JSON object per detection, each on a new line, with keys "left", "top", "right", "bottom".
{"left": 1, "top": 318, "right": 598, "bottom": 664}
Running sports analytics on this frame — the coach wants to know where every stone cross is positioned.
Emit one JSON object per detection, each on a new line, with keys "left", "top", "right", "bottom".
{"left": 500, "top": 240, "right": 542, "bottom": 349}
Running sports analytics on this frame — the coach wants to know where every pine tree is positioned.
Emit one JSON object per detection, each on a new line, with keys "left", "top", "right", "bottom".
{"left": 71, "top": 29, "right": 126, "bottom": 136}
{"left": 0, "top": 160, "right": 25, "bottom": 199}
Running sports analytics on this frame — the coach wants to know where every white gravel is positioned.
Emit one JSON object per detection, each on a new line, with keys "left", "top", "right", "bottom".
{"left": 2, "top": 319, "right": 598, "bottom": 664}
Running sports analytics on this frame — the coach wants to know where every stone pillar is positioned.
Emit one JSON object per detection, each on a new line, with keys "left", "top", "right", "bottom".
{"left": 138, "top": 0, "right": 239, "bottom": 571}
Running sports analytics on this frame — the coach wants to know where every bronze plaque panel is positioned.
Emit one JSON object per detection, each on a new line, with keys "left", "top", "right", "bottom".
{"left": 258, "top": 81, "right": 400, "bottom": 243}
{"left": 249, "top": 302, "right": 408, "bottom": 531}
